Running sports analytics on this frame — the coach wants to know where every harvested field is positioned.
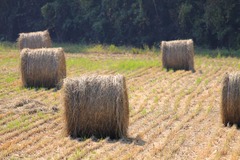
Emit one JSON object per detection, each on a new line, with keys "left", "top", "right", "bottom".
{"left": 1, "top": 46, "right": 240, "bottom": 160}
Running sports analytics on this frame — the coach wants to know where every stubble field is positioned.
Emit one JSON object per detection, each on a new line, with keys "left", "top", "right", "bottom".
{"left": 0, "top": 45, "right": 240, "bottom": 160}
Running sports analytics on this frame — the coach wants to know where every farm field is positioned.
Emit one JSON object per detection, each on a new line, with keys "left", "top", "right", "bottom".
{"left": 1, "top": 45, "right": 240, "bottom": 160}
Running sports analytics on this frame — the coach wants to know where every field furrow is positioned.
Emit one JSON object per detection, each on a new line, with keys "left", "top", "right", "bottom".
{"left": 1, "top": 52, "right": 240, "bottom": 159}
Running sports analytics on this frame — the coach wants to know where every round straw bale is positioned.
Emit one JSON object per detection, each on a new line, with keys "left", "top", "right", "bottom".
{"left": 161, "top": 39, "right": 194, "bottom": 71}
{"left": 20, "top": 48, "right": 66, "bottom": 88}
{"left": 63, "top": 75, "right": 129, "bottom": 139}
{"left": 18, "top": 30, "right": 52, "bottom": 50}
{"left": 221, "top": 72, "right": 240, "bottom": 126}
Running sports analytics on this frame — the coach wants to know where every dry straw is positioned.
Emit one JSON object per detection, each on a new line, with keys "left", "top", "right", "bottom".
{"left": 63, "top": 75, "right": 129, "bottom": 139}
{"left": 161, "top": 39, "right": 194, "bottom": 71}
{"left": 221, "top": 72, "right": 240, "bottom": 126}
{"left": 18, "top": 30, "right": 52, "bottom": 50}
{"left": 20, "top": 48, "right": 66, "bottom": 88}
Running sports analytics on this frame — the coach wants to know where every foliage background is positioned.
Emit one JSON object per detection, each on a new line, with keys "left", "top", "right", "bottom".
{"left": 0, "top": 0, "right": 239, "bottom": 49}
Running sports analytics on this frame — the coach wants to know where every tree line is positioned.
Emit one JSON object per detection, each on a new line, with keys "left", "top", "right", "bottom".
{"left": 0, "top": 0, "right": 239, "bottom": 49}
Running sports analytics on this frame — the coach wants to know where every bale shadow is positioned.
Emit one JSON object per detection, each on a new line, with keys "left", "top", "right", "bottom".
{"left": 70, "top": 136, "right": 146, "bottom": 146}
{"left": 165, "top": 68, "right": 196, "bottom": 73}
{"left": 118, "top": 137, "right": 146, "bottom": 146}
{"left": 24, "top": 86, "right": 61, "bottom": 92}
{"left": 224, "top": 122, "right": 240, "bottom": 129}
{"left": 23, "top": 80, "right": 64, "bottom": 92}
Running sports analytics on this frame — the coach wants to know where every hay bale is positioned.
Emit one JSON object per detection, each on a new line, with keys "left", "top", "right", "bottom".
{"left": 161, "top": 39, "right": 194, "bottom": 71}
{"left": 18, "top": 30, "right": 52, "bottom": 50}
{"left": 63, "top": 75, "right": 129, "bottom": 139}
{"left": 221, "top": 72, "right": 240, "bottom": 126}
{"left": 20, "top": 48, "right": 66, "bottom": 88}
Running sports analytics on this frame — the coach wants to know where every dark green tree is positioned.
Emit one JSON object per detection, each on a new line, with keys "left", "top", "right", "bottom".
{"left": 0, "top": 0, "right": 239, "bottom": 49}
